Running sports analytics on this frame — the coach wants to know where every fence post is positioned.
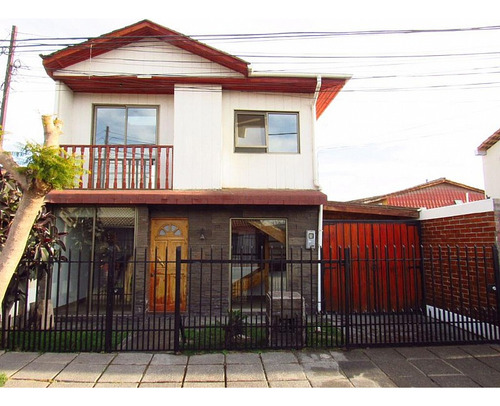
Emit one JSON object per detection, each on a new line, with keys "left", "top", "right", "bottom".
{"left": 344, "top": 247, "right": 351, "bottom": 349}
{"left": 174, "top": 246, "right": 182, "bottom": 353}
{"left": 492, "top": 245, "right": 500, "bottom": 336}
{"left": 104, "top": 247, "right": 116, "bottom": 353}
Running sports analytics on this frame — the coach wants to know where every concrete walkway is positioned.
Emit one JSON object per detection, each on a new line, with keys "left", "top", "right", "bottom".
{"left": 1, "top": 344, "right": 500, "bottom": 388}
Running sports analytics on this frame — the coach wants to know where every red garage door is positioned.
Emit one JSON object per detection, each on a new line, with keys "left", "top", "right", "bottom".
{"left": 322, "top": 221, "right": 421, "bottom": 313}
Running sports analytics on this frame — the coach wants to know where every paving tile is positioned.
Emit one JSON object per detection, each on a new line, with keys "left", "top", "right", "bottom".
{"left": 338, "top": 360, "right": 381, "bottom": 378}
{"left": 388, "top": 374, "right": 439, "bottom": 388}
{"left": 375, "top": 359, "right": 429, "bottom": 379}
{"left": 396, "top": 347, "right": 439, "bottom": 360}
{"left": 310, "top": 378, "right": 353, "bottom": 388}
{"left": 98, "top": 364, "right": 147, "bottom": 383}
{"left": 184, "top": 364, "right": 224, "bottom": 382}
{"left": 54, "top": 362, "right": 107, "bottom": 382}
{"left": 260, "top": 351, "right": 298, "bottom": 365}
{"left": 48, "top": 381, "right": 95, "bottom": 388}
{"left": 94, "top": 382, "right": 139, "bottom": 388}
{"left": 0, "top": 352, "right": 40, "bottom": 364}
{"left": 264, "top": 361, "right": 307, "bottom": 381}
{"left": 477, "top": 354, "right": 500, "bottom": 372}
{"left": 460, "top": 345, "right": 500, "bottom": 357}
{"left": 339, "top": 359, "right": 397, "bottom": 387}
{"left": 445, "top": 357, "right": 500, "bottom": 387}
{"left": 150, "top": 353, "right": 188, "bottom": 366}
{"left": 227, "top": 381, "right": 269, "bottom": 388}
{"left": 34, "top": 352, "right": 77, "bottom": 364}
{"left": 183, "top": 382, "right": 225, "bottom": 388}
{"left": 111, "top": 352, "right": 153, "bottom": 365}
{"left": 141, "top": 364, "right": 186, "bottom": 383}
{"left": 225, "top": 352, "right": 262, "bottom": 364}
{"left": 301, "top": 360, "right": 344, "bottom": 382}
{"left": 188, "top": 353, "right": 224, "bottom": 365}
{"left": 363, "top": 347, "right": 405, "bottom": 361}
{"left": 11, "top": 362, "right": 67, "bottom": 381}
{"left": 349, "top": 374, "right": 396, "bottom": 388}
{"left": 431, "top": 374, "right": 481, "bottom": 387}
{"left": 226, "top": 363, "right": 266, "bottom": 382}
{"left": 330, "top": 349, "right": 370, "bottom": 362}
{"left": 427, "top": 346, "right": 472, "bottom": 359}
{"left": 269, "top": 380, "right": 311, "bottom": 388}
{"left": 2, "top": 379, "right": 50, "bottom": 388}
{"left": 0, "top": 362, "right": 34, "bottom": 378}
{"left": 295, "top": 350, "right": 333, "bottom": 363}
{"left": 410, "top": 358, "right": 462, "bottom": 376}
{"left": 139, "top": 382, "right": 182, "bottom": 388}
{"left": 72, "top": 353, "right": 116, "bottom": 365}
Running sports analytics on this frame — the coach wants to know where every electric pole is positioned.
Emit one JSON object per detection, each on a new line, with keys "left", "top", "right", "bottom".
{"left": 0, "top": 25, "right": 18, "bottom": 132}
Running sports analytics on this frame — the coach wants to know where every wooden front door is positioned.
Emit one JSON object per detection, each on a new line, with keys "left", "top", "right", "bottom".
{"left": 149, "top": 219, "right": 188, "bottom": 312}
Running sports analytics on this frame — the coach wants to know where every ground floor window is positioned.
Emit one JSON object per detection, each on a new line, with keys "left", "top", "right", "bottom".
{"left": 52, "top": 207, "right": 136, "bottom": 312}
{"left": 230, "top": 219, "right": 287, "bottom": 309}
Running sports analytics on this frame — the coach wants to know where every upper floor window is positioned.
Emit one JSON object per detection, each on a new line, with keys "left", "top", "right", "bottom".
{"left": 94, "top": 106, "right": 158, "bottom": 145}
{"left": 235, "top": 111, "right": 299, "bottom": 153}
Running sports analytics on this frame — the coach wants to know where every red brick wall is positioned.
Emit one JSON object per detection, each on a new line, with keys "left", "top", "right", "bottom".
{"left": 420, "top": 211, "right": 498, "bottom": 322}
{"left": 420, "top": 211, "right": 497, "bottom": 247}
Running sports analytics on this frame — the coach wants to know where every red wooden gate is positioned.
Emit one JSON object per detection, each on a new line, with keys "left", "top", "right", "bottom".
{"left": 322, "top": 221, "right": 422, "bottom": 313}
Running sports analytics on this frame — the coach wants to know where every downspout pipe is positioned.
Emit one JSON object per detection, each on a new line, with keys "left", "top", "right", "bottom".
{"left": 312, "top": 75, "right": 322, "bottom": 190}
{"left": 312, "top": 75, "right": 323, "bottom": 312}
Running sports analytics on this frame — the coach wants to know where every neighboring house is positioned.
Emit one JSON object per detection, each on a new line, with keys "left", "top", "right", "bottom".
{"left": 477, "top": 128, "right": 500, "bottom": 199}
{"left": 40, "top": 20, "right": 348, "bottom": 313}
{"left": 349, "top": 178, "right": 485, "bottom": 209}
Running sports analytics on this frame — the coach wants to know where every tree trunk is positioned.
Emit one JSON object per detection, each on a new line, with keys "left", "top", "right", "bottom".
{"left": 0, "top": 189, "right": 45, "bottom": 305}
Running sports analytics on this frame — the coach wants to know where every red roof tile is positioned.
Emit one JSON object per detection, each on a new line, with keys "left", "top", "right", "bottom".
{"left": 350, "top": 178, "right": 485, "bottom": 209}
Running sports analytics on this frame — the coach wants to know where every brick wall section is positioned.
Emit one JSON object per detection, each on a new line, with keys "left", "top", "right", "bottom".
{"left": 420, "top": 211, "right": 497, "bottom": 248}
{"left": 420, "top": 211, "right": 498, "bottom": 321}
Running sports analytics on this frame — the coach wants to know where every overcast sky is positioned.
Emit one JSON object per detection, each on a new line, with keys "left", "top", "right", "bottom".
{"left": 2, "top": 0, "right": 500, "bottom": 201}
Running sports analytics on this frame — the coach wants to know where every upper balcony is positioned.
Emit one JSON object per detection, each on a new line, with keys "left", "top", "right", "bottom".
{"left": 61, "top": 144, "right": 173, "bottom": 190}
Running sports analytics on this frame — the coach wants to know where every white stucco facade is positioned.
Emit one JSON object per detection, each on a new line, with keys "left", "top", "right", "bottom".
{"left": 481, "top": 141, "right": 500, "bottom": 198}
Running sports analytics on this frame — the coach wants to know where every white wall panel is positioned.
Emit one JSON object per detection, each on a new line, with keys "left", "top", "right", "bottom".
{"left": 173, "top": 84, "right": 222, "bottom": 189}
{"left": 221, "top": 91, "right": 316, "bottom": 190}
{"left": 483, "top": 142, "right": 500, "bottom": 198}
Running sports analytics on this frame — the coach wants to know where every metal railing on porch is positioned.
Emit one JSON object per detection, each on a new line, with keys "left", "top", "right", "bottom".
{"left": 60, "top": 144, "right": 173, "bottom": 190}
{"left": 1, "top": 245, "right": 499, "bottom": 353}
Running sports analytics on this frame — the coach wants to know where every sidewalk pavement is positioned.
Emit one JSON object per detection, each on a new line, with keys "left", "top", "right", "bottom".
{"left": 1, "top": 344, "right": 500, "bottom": 388}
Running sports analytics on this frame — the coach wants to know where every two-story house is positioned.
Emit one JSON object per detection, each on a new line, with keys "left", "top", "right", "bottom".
{"left": 41, "top": 20, "right": 348, "bottom": 315}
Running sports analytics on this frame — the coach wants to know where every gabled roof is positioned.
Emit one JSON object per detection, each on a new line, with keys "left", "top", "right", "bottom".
{"left": 350, "top": 178, "right": 485, "bottom": 209}
{"left": 476, "top": 128, "right": 500, "bottom": 155}
{"left": 42, "top": 19, "right": 250, "bottom": 76}
{"left": 41, "top": 20, "right": 349, "bottom": 118}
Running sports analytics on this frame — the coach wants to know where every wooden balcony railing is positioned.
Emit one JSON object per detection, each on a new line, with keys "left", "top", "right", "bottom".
{"left": 60, "top": 145, "right": 173, "bottom": 190}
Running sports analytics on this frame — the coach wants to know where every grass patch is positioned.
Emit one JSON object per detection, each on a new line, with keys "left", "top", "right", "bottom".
{"left": 181, "top": 325, "right": 267, "bottom": 351}
{"left": 180, "top": 322, "right": 343, "bottom": 351}
{"left": 0, "top": 373, "right": 7, "bottom": 387}
{"left": 306, "top": 325, "right": 343, "bottom": 347}
{"left": 1, "top": 330, "right": 127, "bottom": 352}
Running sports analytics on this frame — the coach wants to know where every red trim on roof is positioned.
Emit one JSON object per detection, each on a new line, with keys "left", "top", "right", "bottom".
{"left": 42, "top": 20, "right": 249, "bottom": 77}
{"left": 477, "top": 128, "right": 500, "bottom": 153}
{"left": 45, "top": 189, "right": 328, "bottom": 206}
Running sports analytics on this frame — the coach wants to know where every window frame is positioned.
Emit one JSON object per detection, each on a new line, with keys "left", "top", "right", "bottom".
{"left": 93, "top": 104, "right": 159, "bottom": 145}
{"left": 234, "top": 110, "right": 300, "bottom": 154}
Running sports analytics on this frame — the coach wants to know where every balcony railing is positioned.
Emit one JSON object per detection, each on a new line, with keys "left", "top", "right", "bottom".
{"left": 61, "top": 145, "right": 173, "bottom": 190}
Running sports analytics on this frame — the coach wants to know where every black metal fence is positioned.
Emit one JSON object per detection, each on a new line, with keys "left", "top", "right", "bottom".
{"left": 1, "top": 245, "right": 499, "bottom": 352}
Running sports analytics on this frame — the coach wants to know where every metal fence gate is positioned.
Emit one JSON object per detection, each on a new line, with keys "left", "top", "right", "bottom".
{"left": 1, "top": 244, "right": 500, "bottom": 352}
